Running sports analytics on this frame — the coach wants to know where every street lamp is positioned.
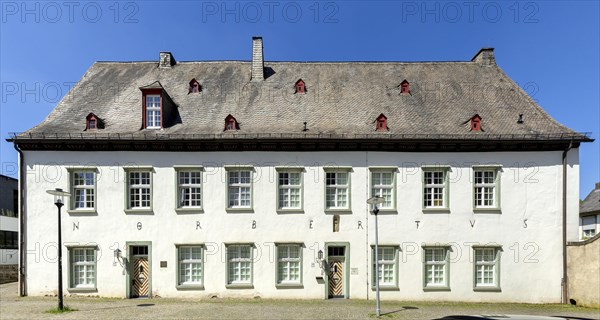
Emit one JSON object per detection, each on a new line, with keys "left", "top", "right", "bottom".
{"left": 46, "top": 188, "right": 71, "bottom": 311}
{"left": 367, "top": 195, "right": 385, "bottom": 317}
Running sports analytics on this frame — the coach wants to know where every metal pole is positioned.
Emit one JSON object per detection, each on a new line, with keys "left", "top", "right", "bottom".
{"left": 374, "top": 205, "right": 380, "bottom": 317}
{"left": 57, "top": 202, "right": 64, "bottom": 310}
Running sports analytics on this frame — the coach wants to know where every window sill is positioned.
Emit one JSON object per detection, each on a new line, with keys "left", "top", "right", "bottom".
{"left": 370, "top": 286, "right": 399, "bottom": 291}
{"left": 324, "top": 209, "right": 352, "bottom": 214}
{"left": 124, "top": 209, "right": 154, "bottom": 215}
{"left": 422, "top": 208, "right": 450, "bottom": 214}
{"left": 226, "top": 283, "right": 254, "bottom": 289}
{"left": 473, "top": 286, "right": 501, "bottom": 292}
{"left": 473, "top": 208, "right": 502, "bottom": 214}
{"left": 67, "top": 209, "right": 97, "bottom": 215}
{"left": 68, "top": 287, "right": 97, "bottom": 293}
{"left": 175, "top": 208, "right": 204, "bottom": 214}
{"left": 225, "top": 208, "right": 254, "bottom": 214}
{"left": 423, "top": 286, "right": 451, "bottom": 292}
{"left": 276, "top": 209, "right": 304, "bottom": 214}
{"left": 276, "top": 283, "right": 303, "bottom": 289}
{"left": 176, "top": 285, "right": 204, "bottom": 291}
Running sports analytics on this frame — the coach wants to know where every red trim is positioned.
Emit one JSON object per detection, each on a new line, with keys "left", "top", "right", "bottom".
{"left": 224, "top": 114, "right": 238, "bottom": 131}
{"left": 141, "top": 88, "right": 163, "bottom": 129}
{"left": 400, "top": 80, "right": 410, "bottom": 95}
{"left": 375, "top": 113, "right": 388, "bottom": 132}
{"left": 85, "top": 113, "right": 99, "bottom": 130}
{"left": 471, "top": 114, "right": 482, "bottom": 131}
{"left": 189, "top": 79, "right": 201, "bottom": 93}
{"left": 295, "top": 79, "right": 305, "bottom": 94}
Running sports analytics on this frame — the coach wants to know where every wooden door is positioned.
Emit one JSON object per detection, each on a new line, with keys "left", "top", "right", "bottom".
{"left": 132, "top": 257, "right": 149, "bottom": 297}
{"left": 328, "top": 260, "right": 343, "bottom": 298}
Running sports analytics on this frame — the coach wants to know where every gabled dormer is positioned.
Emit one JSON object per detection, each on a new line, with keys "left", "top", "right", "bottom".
{"left": 400, "top": 80, "right": 410, "bottom": 95}
{"left": 224, "top": 114, "right": 239, "bottom": 131}
{"left": 189, "top": 79, "right": 201, "bottom": 94}
{"left": 139, "top": 81, "right": 179, "bottom": 130}
{"left": 295, "top": 79, "right": 306, "bottom": 94}
{"left": 470, "top": 114, "right": 482, "bottom": 131}
{"left": 85, "top": 113, "right": 103, "bottom": 131}
{"left": 375, "top": 113, "right": 388, "bottom": 132}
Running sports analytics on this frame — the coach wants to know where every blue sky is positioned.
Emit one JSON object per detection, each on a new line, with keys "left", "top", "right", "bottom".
{"left": 1, "top": 1, "right": 598, "bottom": 197}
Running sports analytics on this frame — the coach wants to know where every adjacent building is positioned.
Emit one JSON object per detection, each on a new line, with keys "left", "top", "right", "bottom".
{"left": 580, "top": 183, "right": 600, "bottom": 239}
{"left": 8, "top": 37, "right": 593, "bottom": 302}
{"left": 0, "top": 174, "right": 18, "bottom": 284}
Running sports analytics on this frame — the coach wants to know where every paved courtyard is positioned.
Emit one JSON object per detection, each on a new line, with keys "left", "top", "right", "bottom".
{"left": 0, "top": 283, "right": 598, "bottom": 319}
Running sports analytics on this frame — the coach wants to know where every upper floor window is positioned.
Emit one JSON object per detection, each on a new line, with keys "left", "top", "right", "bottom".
{"left": 277, "top": 169, "right": 303, "bottom": 211}
{"left": 400, "top": 80, "right": 410, "bottom": 95}
{"left": 176, "top": 168, "right": 202, "bottom": 210}
{"left": 189, "top": 79, "right": 201, "bottom": 93}
{"left": 145, "top": 95, "right": 161, "bottom": 129}
{"left": 126, "top": 169, "right": 152, "bottom": 211}
{"left": 69, "top": 169, "right": 96, "bottom": 211}
{"left": 423, "top": 167, "right": 449, "bottom": 210}
{"left": 370, "top": 169, "right": 395, "bottom": 210}
{"left": 325, "top": 169, "right": 351, "bottom": 210}
{"left": 295, "top": 79, "right": 306, "bottom": 94}
{"left": 224, "top": 114, "right": 238, "bottom": 131}
{"left": 473, "top": 167, "right": 500, "bottom": 210}
{"left": 227, "top": 168, "right": 253, "bottom": 210}
{"left": 582, "top": 216, "right": 597, "bottom": 239}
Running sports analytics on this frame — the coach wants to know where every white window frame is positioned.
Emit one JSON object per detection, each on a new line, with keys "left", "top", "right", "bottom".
{"left": 582, "top": 215, "right": 597, "bottom": 239}
{"left": 473, "top": 247, "right": 501, "bottom": 291}
{"left": 371, "top": 246, "right": 399, "bottom": 289}
{"left": 226, "top": 244, "right": 253, "bottom": 287}
{"left": 226, "top": 168, "right": 253, "bottom": 210}
{"left": 176, "top": 168, "right": 203, "bottom": 211}
{"left": 324, "top": 168, "right": 351, "bottom": 211}
{"left": 145, "top": 94, "right": 161, "bottom": 129}
{"left": 177, "top": 245, "right": 204, "bottom": 288}
{"left": 69, "top": 169, "right": 96, "bottom": 212}
{"left": 276, "top": 244, "right": 303, "bottom": 287}
{"left": 423, "top": 247, "right": 450, "bottom": 290}
{"left": 422, "top": 167, "right": 449, "bottom": 210}
{"left": 473, "top": 166, "right": 501, "bottom": 211}
{"left": 277, "top": 169, "right": 303, "bottom": 211}
{"left": 69, "top": 247, "right": 97, "bottom": 291}
{"left": 125, "top": 169, "right": 152, "bottom": 211}
{"left": 370, "top": 168, "right": 396, "bottom": 211}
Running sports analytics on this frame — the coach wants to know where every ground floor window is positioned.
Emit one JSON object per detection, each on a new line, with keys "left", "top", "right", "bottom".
{"left": 178, "top": 246, "right": 203, "bottom": 287}
{"left": 473, "top": 247, "right": 501, "bottom": 290}
{"left": 277, "top": 244, "right": 302, "bottom": 286}
{"left": 423, "top": 247, "right": 450, "bottom": 290}
{"left": 371, "top": 246, "right": 398, "bottom": 289}
{"left": 69, "top": 247, "right": 96, "bottom": 290}
{"left": 227, "top": 245, "right": 252, "bottom": 286}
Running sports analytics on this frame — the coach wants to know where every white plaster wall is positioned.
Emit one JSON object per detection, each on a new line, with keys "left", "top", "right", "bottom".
{"left": 21, "top": 149, "right": 580, "bottom": 302}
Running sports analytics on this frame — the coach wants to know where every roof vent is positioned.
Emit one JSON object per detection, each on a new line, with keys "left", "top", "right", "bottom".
{"left": 251, "top": 37, "right": 264, "bottom": 81}
{"left": 471, "top": 48, "right": 495, "bottom": 66}
{"left": 159, "top": 52, "right": 175, "bottom": 68}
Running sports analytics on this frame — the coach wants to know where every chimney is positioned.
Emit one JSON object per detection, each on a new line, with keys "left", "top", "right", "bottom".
{"left": 596, "top": 182, "right": 600, "bottom": 190}
{"left": 251, "top": 37, "right": 264, "bottom": 81}
{"left": 159, "top": 52, "right": 175, "bottom": 68}
{"left": 471, "top": 48, "right": 495, "bottom": 66}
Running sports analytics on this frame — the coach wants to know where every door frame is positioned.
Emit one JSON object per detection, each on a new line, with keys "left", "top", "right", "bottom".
{"left": 125, "top": 241, "right": 152, "bottom": 298}
{"left": 324, "top": 242, "right": 350, "bottom": 299}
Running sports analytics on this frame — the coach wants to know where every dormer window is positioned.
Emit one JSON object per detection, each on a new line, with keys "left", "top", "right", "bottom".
{"left": 471, "top": 114, "right": 482, "bottom": 131}
{"left": 400, "top": 80, "right": 410, "bottom": 95}
{"left": 189, "top": 79, "right": 201, "bottom": 94}
{"left": 85, "top": 113, "right": 103, "bottom": 131}
{"left": 224, "top": 114, "right": 238, "bottom": 131}
{"left": 295, "top": 79, "right": 306, "bottom": 94}
{"left": 145, "top": 95, "right": 162, "bottom": 129}
{"left": 375, "top": 114, "right": 388, "bottom": 132}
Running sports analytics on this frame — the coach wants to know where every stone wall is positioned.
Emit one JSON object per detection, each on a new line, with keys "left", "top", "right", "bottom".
{"left": 0, "top": 264, "right": 18, "bottom": 284}
{"left": 568, "top": 234, "right": 600, "bottom": 308}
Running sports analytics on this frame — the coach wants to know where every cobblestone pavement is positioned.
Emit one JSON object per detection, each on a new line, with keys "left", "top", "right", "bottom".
{"left": 1, "top": 283, "right": 598, "bottom": 320}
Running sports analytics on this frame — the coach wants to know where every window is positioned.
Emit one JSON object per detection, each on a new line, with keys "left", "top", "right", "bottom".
{"left": 582, "top": 216, "right": 597, "bottom": 239}
{"left": 423, "top": 168, "right": 448, "bottom": 209}
{"left": 227, "top": 245, "right": 253, "bottom": 286}
{"left": 189, "top": 79, "right": 201, "bottom": 93}
{"left": 178, "top": 246, "right": 203, "bottom": 287}
{"left": 277, "top": 245, "right": 302, "bottom": 286}
{"left": 371, "top": 170, "right": 395, "bottom": 210}
{"left": 227, "top": 169, "right": 252, "bottom": 209}
{"left": 70, "top": 170, "right": 96, "bottom": 211}
{"left": 471, "top": 115, "right": 482, "bottom": 131}
{"left": 85, "top": 113, "right": 102, "bottom": 130}
{"left": 13, "top": 189, "right": 18, "bottom": 217}
{"left": 88, "top": 119, "right": 96, "bottom": 129}
{"left": 145, "top": 95, "right": 161, "bottom": 129}
{"left": 325, "top": 170, "right": 350, "bottom": 210}
{"left": 473, "top": 168, "right": 500, "bottom": 210}
{"left": 277, "top": 170, "right": 302, "bottom": 210}
{"left": 372, "top": 246, "right": 398, "bottom": 288}
{"left": 69, "top": 247, "right": 96, "bottom": 290}
{"left": 0, "top": 231, "right": 18, "bottom": 249}
{"left": 474, "top": 247, "right": 500, "bottom": 290}
{"left": 224, "top": 114, "right": 238, "bottom": 131}
{"left": 295, "top": 79, "right": 306, "bottom": 94}
{"left": 127, "top": 170, "right": 152, "bottom": 210}
{"left": 400, "top": 80, "right": 410, "bottom": 94}
{"left": 375, "top": 114, "right": 387, "bottom": 132}
{"left": 423, "top": 247, "right": 449, "bottom": 289}
{"left": 177, "top": 169, "right": 202, "bottom": 210}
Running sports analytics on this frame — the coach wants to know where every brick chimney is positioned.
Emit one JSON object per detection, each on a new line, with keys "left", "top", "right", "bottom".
{"left": 251, "top": 37, "right": 264, "bottom": 81}
{"left": 159, "top": 52, "right": 175, "bottom": 68}
{"left": 471, "top": 48, "right": 495, "bottom": 66}
{"left": 596, "top": 182, "right": 600, "bottom": 190}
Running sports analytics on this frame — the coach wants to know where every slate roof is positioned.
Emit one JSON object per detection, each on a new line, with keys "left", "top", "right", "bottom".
{"left": 11, "top": 49, "right": 591, "bottom": 143}
{"left": 580, "top": 184, "right": 600, "bottom": 215}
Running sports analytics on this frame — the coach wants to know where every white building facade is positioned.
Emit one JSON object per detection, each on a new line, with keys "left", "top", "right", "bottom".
{"left": 10, "top": 38, "right": 592, "bottom": 302}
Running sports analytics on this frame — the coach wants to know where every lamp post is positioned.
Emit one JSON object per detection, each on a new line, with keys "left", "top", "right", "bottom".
{"left": 367, "top": 195, "right": 385, "bottom": 317}
{"left": 46, "top": 188, "right": 71, "bottom": 311}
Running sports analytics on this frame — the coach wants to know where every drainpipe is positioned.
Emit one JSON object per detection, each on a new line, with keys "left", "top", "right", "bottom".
{"left": 13, "top": 142, "right": 26, "bottom": 297}
{"left": 561, "top": 141, "right": 573, "bottom": 304}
